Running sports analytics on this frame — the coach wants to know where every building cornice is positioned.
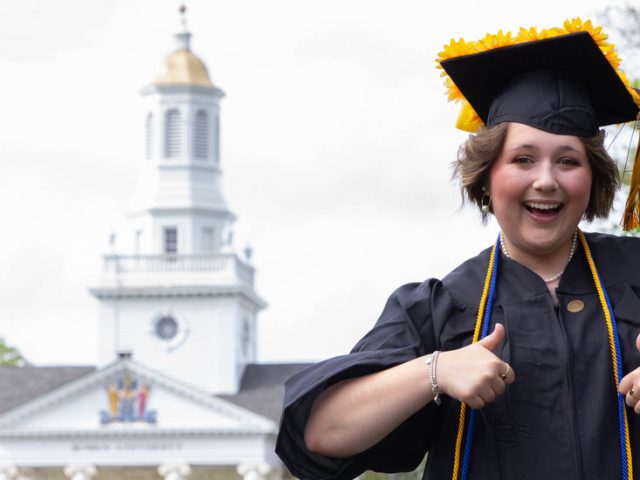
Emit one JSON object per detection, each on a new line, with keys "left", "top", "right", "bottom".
{"left": 89, "top": 285, "right": 267, "bottom": 307}
{"left": 0, "top": 427, "right": 275, "bottom": 438}
{"left": 140, "top": 84, "right": 225, "bottom": 98}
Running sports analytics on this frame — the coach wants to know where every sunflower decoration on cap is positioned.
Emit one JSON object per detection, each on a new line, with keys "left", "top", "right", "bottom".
{"left": 436, "top": 18, "right": 640, "bottom": 230}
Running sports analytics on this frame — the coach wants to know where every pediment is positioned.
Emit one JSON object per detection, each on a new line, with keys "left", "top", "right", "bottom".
{"left": 0, "top": 359, "right": 275, "bottom": 435}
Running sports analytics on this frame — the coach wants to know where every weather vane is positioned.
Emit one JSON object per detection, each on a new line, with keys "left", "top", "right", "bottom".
{"left": 178, "top": 2, "right": 188, "bottom": 32}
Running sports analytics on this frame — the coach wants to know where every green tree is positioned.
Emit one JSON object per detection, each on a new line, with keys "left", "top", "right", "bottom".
{"left": 0, "top": 338, "right": 29, "bottom": 366}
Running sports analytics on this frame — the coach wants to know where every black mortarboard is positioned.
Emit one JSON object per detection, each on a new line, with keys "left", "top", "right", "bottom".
{"left": 438, "top": 30, "right": 639, "bottom": 136}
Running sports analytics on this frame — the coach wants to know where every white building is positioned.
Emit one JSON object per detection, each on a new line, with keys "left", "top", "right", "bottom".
{"left": 0, "top": 8, "right": 307, "bottom": 480}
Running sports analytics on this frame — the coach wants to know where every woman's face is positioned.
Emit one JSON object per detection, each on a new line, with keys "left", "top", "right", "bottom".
{"left": 488, "top": 122, "right": 592, "bottom": 258}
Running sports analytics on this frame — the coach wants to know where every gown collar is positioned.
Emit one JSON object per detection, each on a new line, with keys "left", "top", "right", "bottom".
{"left": 444, "top": 236, "right": 600, "bottom": 309}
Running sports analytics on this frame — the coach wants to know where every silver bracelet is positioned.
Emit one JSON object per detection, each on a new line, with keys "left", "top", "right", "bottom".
{"left": 426, "top": 351, "right": 442, "bottom": 406}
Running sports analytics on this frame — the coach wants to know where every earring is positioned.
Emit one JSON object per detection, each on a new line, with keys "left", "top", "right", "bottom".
{"left": 480, "top": 191, "right": 491, "bottom": 213}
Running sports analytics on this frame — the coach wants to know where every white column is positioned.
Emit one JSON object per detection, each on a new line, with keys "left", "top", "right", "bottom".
{"left": 64, "top": 464, "right": 97, "bottom": 480}
{"left": 237, "top": 463, "right": 274, "bottom": 480}
{"left": 267, "top": 467, "right": 283, "bottom": 480}
{"left": 0, "top": 465, "right": 18, "bottom": 480}
{"left": 158, "top": 463, "right": 191, "bottom": 480}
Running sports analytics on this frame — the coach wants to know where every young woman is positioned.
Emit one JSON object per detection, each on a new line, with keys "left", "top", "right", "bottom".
{"left": 276, "top": 20, "right": 640, "bottom": 480}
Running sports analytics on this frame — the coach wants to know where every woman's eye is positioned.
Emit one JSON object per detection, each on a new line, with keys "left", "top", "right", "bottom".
{"left": 513, "top": 156, "right": 531, "bottom": 164}
{"left": 558, "top": 157, "right": 579, "bottom": 166}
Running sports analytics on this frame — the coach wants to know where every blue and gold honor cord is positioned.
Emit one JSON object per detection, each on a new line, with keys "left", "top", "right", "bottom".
{"left": 451, "top": 234, "right": 500, "bottom": 480}
{"left": 579, "top": 230, "right": 633, "bottom": 480}
{"left": 451, "top": 230, "right": 633, "bottom": 480}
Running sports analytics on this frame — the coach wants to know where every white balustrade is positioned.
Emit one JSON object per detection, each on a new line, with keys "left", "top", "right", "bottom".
{"left": 103, "top": 254, "right": 254, "bottom": 284}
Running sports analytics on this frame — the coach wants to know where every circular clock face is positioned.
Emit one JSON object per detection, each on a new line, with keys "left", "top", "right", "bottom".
{"left": 155, "top": 316, "right": 178, "bottom": 340}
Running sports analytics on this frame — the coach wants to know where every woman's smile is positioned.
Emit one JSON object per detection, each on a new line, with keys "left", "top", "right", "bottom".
{"left": 523, "top": 200, "right": 563, "bottom": 219}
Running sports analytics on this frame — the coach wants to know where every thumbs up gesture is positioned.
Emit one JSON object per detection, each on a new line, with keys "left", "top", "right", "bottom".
{"left": 437, "top": 323, "right": 515, "bottom": 409}
{"left": 619, "top": 334, "right": 640, "bottom": 414}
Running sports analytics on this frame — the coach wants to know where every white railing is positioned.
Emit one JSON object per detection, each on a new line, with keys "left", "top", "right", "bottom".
{"left": 102, "top": 254, "right": 254, "bottom": 285}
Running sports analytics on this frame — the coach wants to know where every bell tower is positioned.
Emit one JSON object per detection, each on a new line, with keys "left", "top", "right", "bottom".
{"left": 91, "top": 6, "right": 266, "bottom": 394}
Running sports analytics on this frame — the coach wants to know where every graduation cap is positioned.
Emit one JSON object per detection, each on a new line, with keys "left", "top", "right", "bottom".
{"left": 436, "top": 19, "right": 640, "bottom": 228}
{"left": 440, "top": 32, "right": 638, "bottom": 136}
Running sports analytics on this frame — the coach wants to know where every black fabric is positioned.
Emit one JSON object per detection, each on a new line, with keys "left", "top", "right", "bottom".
{"left": 276, "top": 232, "right": 640, "bottom": 480}
{"left": 487, "top": 70, "right": 598, "bottom": 136}
{"left": 440, "top": 32, "right": 639, "bottom": 135}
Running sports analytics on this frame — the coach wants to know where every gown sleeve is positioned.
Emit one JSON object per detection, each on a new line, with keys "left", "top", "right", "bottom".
{"left": 275, "top": 279, "right": 453, "bottom": 480}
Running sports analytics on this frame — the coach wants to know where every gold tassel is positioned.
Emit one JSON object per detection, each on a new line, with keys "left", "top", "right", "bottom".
{"left": 622, "top": 114, "right": 640, "bottom": 231}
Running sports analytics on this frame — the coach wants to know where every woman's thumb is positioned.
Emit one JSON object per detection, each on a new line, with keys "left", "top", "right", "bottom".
{"left": 477, "top": 323, "right": 505, "bottom": 351}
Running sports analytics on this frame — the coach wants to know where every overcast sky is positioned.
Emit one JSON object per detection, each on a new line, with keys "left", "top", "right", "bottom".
{"left": 0, "top": 0, "right": 633, "bottom": 366}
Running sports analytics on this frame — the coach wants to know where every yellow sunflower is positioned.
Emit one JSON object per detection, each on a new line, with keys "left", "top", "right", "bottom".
{"left": 475, "top": 30, "right": 514, "bottom": 52}
{"left": 436, "top": 17, "right": 640, "bottom": 132}
{"left": 436, "top": 38, "right": 479, "bottom": 72}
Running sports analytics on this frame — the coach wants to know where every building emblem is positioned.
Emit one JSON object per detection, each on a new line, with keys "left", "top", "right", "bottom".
{"left": 100, "top": 378, "right": 157, "bottom": 424}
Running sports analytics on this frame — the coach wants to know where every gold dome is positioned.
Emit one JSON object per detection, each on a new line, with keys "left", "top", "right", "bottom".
{"left": 153, "top": 48, "right": 213, "bottom": 88}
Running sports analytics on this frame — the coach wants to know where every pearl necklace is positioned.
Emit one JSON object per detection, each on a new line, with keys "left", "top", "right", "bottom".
{"left": 500, "top": 231, "right": 578, "bottom": 284}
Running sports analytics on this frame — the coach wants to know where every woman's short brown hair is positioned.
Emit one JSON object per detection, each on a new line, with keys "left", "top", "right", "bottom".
{"left": 452, "top": 122, "right": 620, "bottom": 222}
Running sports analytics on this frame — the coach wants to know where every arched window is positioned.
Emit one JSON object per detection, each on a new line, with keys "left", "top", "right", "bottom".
{"left": 164, "top": 109, "right": 181, "bottom": 158}
{"left": 213, "top": 113, "right": 220, "bottom": 164}
{"left": 145, "top": 113, "right": 155, "bottom": 160}
{"left": 194, "top": 110, "right": 208, "bottom": 159}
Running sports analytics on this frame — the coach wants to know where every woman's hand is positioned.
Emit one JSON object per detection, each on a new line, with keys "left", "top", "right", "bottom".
{"left": 619, "top": 333, "right": 640, "bottom": 413}
{"left": 437, "top": 323, "right": 515, "bottom": 409}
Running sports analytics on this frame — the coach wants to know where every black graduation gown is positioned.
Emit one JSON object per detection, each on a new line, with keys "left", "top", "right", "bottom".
{"left": 276, "top": 232, "right": 640, "bottom": 480}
